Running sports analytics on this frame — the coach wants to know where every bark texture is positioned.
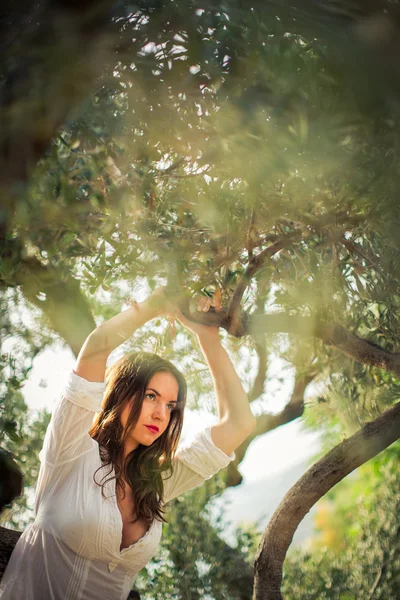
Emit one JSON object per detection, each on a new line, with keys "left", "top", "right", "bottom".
{"left": 253, "top": 401, "right": 400, "bottom": 600}
{"left": 0, "top": 527, "right": 21, "bottom": 581}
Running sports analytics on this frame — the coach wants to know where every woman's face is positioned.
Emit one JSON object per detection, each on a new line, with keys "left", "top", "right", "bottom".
{"left": 121, "top": 371, "right": 179, "bottom": 455}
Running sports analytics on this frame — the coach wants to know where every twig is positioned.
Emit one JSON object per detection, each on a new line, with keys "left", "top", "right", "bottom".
{"left": 246, "top": 209, "right": 257, "bottom": 260}
{"left": 366, "top": 565, "right": 383, "bottom": 600}
{"left": 248, "top": 341, "right": 268, "bottom": 402}
{"left": 225, "top": 231, "right": 301, "bottom": 336}
{"left": 341, "top": 237, "right": 381, "bottom": 273}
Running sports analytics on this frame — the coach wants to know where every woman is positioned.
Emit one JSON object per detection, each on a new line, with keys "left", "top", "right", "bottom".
{"left": 0, "top": 290, "right": 255, "bottom": 600}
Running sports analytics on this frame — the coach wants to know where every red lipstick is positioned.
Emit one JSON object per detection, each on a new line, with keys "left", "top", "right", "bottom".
{"left": 145, "top": 425, "right": 159, "bottom": 434}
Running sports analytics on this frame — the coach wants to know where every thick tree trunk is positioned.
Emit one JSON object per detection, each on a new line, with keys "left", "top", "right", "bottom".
{"left": 253, "top": 401, "right": 400, "bottom": 600}
{"left": 0, "top": 527, "right": 21, "bottom": 581}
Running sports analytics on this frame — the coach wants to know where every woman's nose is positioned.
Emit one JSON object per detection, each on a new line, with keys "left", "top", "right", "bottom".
{"left": 153, "top": 402, "right": 167, "bottom": 420}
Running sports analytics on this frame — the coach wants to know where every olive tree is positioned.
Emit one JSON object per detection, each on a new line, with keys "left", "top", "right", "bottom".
{"left": 3, "top": 1, "right": 400, "bottom": 597}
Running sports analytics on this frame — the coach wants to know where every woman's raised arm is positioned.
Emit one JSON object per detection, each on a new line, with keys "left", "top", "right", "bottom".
{"left": 176, "top": 296, "right": 256, "bottom": 456}
{"left": 75, "top": 291, "right": 168, "bottom": 382}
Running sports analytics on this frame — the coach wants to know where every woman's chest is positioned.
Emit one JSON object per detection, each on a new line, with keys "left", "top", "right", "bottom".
{"left": 117, "top": 484, "right": 152, "bottom": 551}
{"left": 37, "top": 455, "right": 160, "bottom": 563}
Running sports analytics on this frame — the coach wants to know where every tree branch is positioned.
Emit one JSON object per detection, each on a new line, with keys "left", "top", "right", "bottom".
{"left": 225, "top": 232, "right": 301, "bottom": 335}
{"left": 248, "top": 341, "right": 268, "bottom": 403}
{"left": 248, "top": 314, "right": 400, "bottom": 378}
{"left": 23, "top": 279, "right": 96, "bottom": 358}
{"left": 180, "top": 307, "right": 400, "bottom": 378}
{"left": 253, "top": 400, "right": 400, "bottom": 600}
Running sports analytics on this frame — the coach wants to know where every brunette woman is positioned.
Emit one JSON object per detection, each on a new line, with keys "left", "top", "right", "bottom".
{"left": 0, "top": 290, "right": 255, "bottom": 600}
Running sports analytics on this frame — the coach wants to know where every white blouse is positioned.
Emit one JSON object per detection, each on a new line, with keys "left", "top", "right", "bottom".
{"left": 0, "top": 372, "right": 234, "bottom": 600}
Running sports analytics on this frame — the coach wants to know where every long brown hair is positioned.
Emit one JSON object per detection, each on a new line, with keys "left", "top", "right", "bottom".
{"left": 89, "top": 352, "right": 187, "bottom": 524}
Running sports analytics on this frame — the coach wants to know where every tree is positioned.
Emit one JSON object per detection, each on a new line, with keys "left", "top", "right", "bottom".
{"left": 253, "top": 402, "right": 400, "bottom": 599}
{"left": 3, "top": 1, "right": 400, "bottom": 597}
{"left": 280, "top": 442, "right": 400, "bottom": 599}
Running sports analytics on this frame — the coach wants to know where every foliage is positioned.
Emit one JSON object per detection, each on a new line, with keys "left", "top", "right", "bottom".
{"left": 135, "top": 474, "right": 259, "bottom": 600}
{"left": 0, "top": 290, "right": 52, "bottom": 528}
{"left": 133, "top": 440, "right": 400, "bottom": 600}
{"left": 281, "top": 442, "right": 400, "bottom": 599}
{"left": 4, "top": 1, "right": 400, "bottom": 596}
{"left": 6, "top": 3, "right": 400, "bottom": 431}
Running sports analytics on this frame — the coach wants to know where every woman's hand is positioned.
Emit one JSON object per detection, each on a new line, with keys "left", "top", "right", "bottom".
{"left": 174, "top": 294, "right": 222, "bottom": 343}
{"left": 75, "top": 288, "right": 173, "bottom": 382}
{"left": 145, "top": 287, "right": 175, "bottom": 317}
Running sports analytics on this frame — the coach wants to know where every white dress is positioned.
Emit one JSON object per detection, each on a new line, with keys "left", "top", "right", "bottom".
{"left": 0, "top": 372, "right": 234, "bottom": 600}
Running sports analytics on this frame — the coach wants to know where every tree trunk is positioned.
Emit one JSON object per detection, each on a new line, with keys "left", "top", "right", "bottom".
{"left": 253, "top": 401, "right": 400, "bottom": 600}
{"left": 0, "top": 527, "right": 21, "bottom": 581}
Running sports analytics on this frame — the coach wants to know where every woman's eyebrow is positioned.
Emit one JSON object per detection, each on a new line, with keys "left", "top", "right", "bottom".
{"left": 146, "top": 388, "right": 178, "bottom": 403}
{"left": 146, "top": 387, "right": 161, "bottom": 396}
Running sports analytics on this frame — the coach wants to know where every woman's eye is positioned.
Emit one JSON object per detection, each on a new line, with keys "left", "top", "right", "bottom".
{"left": 167, "top": 403, "right": 175, "bottom": 412}
{"left": 146, "top": 393, "right": 156, "bottom": 401}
